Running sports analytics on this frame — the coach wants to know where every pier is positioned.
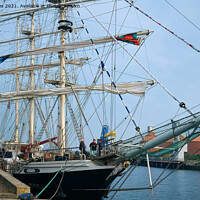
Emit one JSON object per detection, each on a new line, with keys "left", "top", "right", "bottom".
{"left": 0, "top": 169, "right": 30, "bottom": 199}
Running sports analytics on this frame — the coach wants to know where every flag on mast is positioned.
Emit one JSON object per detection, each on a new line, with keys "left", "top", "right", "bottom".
{"left": 116, "top": 33, "right": 141, "bottom": 45}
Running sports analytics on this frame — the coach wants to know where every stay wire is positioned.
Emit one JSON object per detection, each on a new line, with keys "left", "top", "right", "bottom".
{"left": 134, "top": 5, "right": 151, "bottom": 72}
{"left": 163, "top": 0, "right": 200, "bottom": 32}
{"left": 110, "top": 161, "right": 139, "bottom": 200}
{"left": 109, "top": 160, "right": 137, "bottom": 192}
{"left": 152, "top": 145, "right": 181, "bottom": 187}
{"left": 119, "top": 96, "right": 144, "bottom": 140}
{"left": 76, "top": 5, "right": 144, "bottom": 140}
{"left": 152, "top": 126, "right": 199, "bottom": 188}
{"left": 153, "top": 141, "right": 200, "bottom": 188}
{"left": 125, "top": 0, "right": 200, "bottom": 53}
{"left": 83, "top": 0, "right": 195, "bottom": 118}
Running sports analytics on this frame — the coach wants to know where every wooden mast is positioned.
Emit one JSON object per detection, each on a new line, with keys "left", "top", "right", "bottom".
{"left": 29, "top": 0, "right": 35, "bottom": 144}
{"left": 58, "top": 0, "right": 67, "bottom": 154}
{"left": 15, "top": 17, "right": 19, "bottom": 143}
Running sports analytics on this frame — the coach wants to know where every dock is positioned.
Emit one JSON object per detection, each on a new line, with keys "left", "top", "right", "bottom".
{"left": 0, "top": 169, "right": 30, "bottom": 199}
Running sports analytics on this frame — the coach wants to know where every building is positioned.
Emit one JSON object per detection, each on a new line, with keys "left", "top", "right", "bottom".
{"left": 187, "top": 136, "right": 200, "bottom": 155}
{"left": 144, "top": 126, "right": 187, "bottom": 161}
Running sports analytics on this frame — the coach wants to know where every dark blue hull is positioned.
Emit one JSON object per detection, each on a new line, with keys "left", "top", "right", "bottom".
{"left": 14, "top": 168, "right": 121, "bottom": 200}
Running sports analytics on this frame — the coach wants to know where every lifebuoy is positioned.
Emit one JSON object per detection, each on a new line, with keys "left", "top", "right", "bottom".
{"left": 45, "top": 151, "right": 52, "bottom": 160}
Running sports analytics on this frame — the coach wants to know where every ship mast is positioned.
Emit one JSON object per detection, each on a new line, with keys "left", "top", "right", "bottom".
{"left": 29, "top": 0, "right": 35, "bottom": 144}
{"left": 15, "top": 17, "right": 19, "bottom": 143}
{"left": 58, "top": 0, "right": 67, "bottom": 153}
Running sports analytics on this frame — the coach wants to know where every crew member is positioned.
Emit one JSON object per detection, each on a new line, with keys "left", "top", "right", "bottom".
{"left": 79, "top": 139, "right": 87, "bottom": 155}
{"left": 90, "top": 139, "right": 97, "bottom": 156}
{"left": 98, "top": 139, "right": 103, "bottom": 156}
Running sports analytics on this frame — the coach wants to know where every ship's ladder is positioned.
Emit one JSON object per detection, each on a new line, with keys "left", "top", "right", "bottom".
{"left": 35, "top": 97, "right": 58, "bottom": 142}
{"left": 66, "top": 97, "right": 83, "bottom": 142}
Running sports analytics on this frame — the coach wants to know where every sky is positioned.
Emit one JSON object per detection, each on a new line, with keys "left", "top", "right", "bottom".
{"left": 131, "top": 0, "right": 200, "bottom": 124}
{"left": 79, "top": 0, "right": 200, "bottom": 144}
{"left": 0, "top": 0, "right": 200, "bottom": 147}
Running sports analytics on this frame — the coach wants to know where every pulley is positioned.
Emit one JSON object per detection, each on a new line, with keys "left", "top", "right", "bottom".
{"left": 135, "top": 126, "right": 140, "bottom": 132}
{"left": 179, "top": 102, "right": 186, "bottom": 108}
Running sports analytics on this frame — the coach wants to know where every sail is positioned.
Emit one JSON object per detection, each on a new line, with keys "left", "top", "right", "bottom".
{"left": 0, "top": 31, "right": 151, "bottom": 64}
{"left": 0, "top": 58, "right": 86, "bottom": 75}
{"left": 0, "top": 82, "right": 148, "bottom": 102}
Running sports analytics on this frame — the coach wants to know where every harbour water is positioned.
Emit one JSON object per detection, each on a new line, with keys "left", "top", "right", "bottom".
{"left": 108, "top": 166, "right": 200, "bottom": 200}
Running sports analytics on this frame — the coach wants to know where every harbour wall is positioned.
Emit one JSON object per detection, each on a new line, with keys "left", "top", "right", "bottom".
{"left": 139, "top": 158, "right": 200, "bottom": 170}
{"left": 0, "top": 169, "right": 30, "bottom": 198}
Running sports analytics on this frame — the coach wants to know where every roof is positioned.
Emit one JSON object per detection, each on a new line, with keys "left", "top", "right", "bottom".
{"left": 191, "top": 136, "right": 200, "bottom": 142}
{"left": 143, "top": 132, "right": 157, "bottom": 142}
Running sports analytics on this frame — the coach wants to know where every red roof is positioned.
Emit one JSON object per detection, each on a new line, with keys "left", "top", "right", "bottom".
{"left": 191, "top": 136, "right": 200, "bottom": 142}
{"left": 143, "top": 132, "right": 157, "bottom": 142}
{"left": 142, "top": 132, "right": 186, "bottom": 152}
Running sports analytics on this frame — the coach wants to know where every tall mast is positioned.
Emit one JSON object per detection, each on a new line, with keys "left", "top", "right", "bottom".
{"left": 58, "top": 0, "right": 66, "bottom": 153}
{"left": 29, "top": 0, "right": 35, "bottom": 144}
{"left": 15, "top": 17, "right": 19, "bottom": 143}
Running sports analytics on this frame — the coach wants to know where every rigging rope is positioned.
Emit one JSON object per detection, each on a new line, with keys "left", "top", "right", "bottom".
{"left": 76, "top": 7, "right": 144, "bottom": 140}
{"left": 152, "top": 131, "right": 200, "bottom": 188}
{"left": 119, "top": 96, "right": 144, "bottom": 140}
{"left": 125, "top": 0, "right": 200, "bottom": 53}
{"left": 110, "top": 161, "right": 138, "bottom": 199}
{"left": 81, "top": 1, "right": 195, "bottom": 118}
{"left": 163, "top": 0, "right": 200, "bottom": 32}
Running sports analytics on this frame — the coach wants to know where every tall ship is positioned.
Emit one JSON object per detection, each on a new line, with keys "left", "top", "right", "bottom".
{"left": 0, "top": 0, "right": 200, "bottom": 199}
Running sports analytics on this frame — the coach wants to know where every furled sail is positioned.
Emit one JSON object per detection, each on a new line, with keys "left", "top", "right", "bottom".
{"left": 0, "top": 58, "right": 88, "bottom": 75}
{"left": 0, "top": 31, "right": 152, "bottom": 64}
{"left": 0, "top": 81, "right": 149, "bottom": 102}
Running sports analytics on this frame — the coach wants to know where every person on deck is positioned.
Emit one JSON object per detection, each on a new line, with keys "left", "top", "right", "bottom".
{"left": 98, "top": 139, "right": 103, "bottom": 156}
{"left": 79, "top": 139, "right": 87, "bottom": 156}
{"left": 90, "top": 139, "right": 97, "bottom": 156}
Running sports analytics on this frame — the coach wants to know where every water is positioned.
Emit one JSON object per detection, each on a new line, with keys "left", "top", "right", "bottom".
{"left": 108, "top": 166, "right": 200, "bottom": 200}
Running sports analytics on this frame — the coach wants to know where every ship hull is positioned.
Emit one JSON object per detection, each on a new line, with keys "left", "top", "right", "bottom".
{"left": 13, "top": 160, "right": 124, "bottom": 200}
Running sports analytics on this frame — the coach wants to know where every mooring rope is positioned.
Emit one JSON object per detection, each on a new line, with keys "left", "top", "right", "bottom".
{"left": 35, "top": 159, "right": 67, "bottom": 199}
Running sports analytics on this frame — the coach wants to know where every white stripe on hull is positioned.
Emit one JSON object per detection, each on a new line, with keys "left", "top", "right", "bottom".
{"left": 16, "top": 160, "right": 115, "bottom": 174}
